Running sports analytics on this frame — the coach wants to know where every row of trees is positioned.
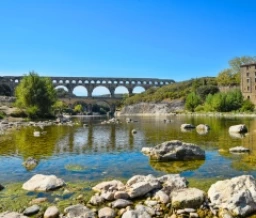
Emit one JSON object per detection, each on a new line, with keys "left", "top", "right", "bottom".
{"left": 185, "top": 89, "right": 254, "bottom": 112}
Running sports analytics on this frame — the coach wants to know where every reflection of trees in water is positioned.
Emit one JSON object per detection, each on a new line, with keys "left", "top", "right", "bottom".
{"left": 149, "top": 159, "right": 205, "bottom": 174}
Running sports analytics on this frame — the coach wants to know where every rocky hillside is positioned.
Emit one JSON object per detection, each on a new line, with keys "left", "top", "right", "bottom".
{"left": 117, "top": 99, "right": 185, "bottom": 115}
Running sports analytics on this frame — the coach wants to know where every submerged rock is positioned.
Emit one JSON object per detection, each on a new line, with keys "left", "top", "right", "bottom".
{"left": 208, "top": 175, "right": 256, "bottom": 217}
{"left": 23, "top": 157, "right": 38, "bottom": 170}
{"left": 22, "top": 174, "right": 65, "bottom": 191}
{"left": 141, "top": 140, "right": 205, "bottom": 161}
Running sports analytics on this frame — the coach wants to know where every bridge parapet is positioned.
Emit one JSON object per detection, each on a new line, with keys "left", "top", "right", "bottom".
{"left": 0, "top": 76, "right": 175, "bottom": 97}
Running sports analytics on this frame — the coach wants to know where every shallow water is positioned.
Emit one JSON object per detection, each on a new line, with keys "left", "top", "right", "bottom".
{"left": 1, "top": 115, "right": 256, "bottom": 185}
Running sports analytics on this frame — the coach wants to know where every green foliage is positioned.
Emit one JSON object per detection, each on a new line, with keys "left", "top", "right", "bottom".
{"left": 202, "top": 89, "right": 244, "bottom": 112}
{"left": 216, "top": 69, "right": 237, "bottom": 86}
{"left": 53, "top": 100, "right": 67, "bottom": 114}
{"left": 15, "top": 72, "right": 57, "bottom": 119}
{"left": 123, "top": 77, "right": 216, "bottom": 105}
{"left": 217, "top": 56, "right": 256, "bottom": 86}
{"left": 74, "top": 104, "right": 83, "bottom": 113}
{"left": 56, "top": 88, "right": 70, "bottom": 98}
{"left": 185, "top": 92, "right": 201, "bottom": 112}
{"left": 240, "top": 99, "right": 255, "bottom": 112}
{"left": 196, "top": 85, "right": 219, "bottom": 100}
{"left": 0, "top": 111, "right": 5, "bottom": 119}
{"left": 0, "top": 84, "right": 12, "bottom": 96}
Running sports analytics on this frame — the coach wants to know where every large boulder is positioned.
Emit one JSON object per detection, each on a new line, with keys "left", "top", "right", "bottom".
{"left": 141, "top": 140, "right": 205, "bottom": 161}
{"left": 208, "top": 175, "right": 256, "bottom": 217}
{"left": 64, "top": 204, "right": 95, "bottom": 218}
{"left": 229, "top": 124, "right": 248, "bottom": 133}
{"left": 171, "top": 187, "right": 206, "bottom": 209}
{"left": 22, "top": 174, "right": 65, "bottom": 191}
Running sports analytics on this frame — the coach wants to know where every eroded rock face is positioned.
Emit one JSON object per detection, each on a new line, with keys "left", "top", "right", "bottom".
{"left": 229, "top": 124, "right": 248, "bottom": 133}
{"left": 142, "top": 140, "right": 205, "bottom": 161}
{"left": 208, "top": 175, "right": 256, "bottom": 217}
{"left": 22, "top": 174, "right": 65, "bottom": 191}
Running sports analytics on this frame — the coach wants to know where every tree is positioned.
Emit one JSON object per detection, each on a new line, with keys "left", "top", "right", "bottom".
{"left": 216, "top": 69, "right": 235, "bottom": 86}
{"left": 185, "top": 92, "right": 201, "bottom": 112}
{"left": 15, "top": 72, "right": 57, "bottom": 118}
{"left": 74, "top": 104, "right": 83, "bottom": 114}
{"left": 196, "top": 85, "right": 219, "bottom": 100}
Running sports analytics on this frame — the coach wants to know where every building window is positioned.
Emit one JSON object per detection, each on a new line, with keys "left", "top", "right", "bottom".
{"left": 248, "top": 96, "right": 250, "bottom": 99}
{"left": 255, "top": 78, "right": 256, "bottom": 83}
{"left": 247, "top": 86, "right": 250, "bottom": 91}
{"left": 247, "top": 78, "right": 250, "bottom": 83}
{"left": 247, "top": 72, "right": 250, "bottom": 76}
{"left": 247, "top": 66, "right": 249, "bottom": 70}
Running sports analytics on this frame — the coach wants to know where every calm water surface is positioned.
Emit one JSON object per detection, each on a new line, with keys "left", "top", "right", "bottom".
{"left": 1, "top": 115, "right": 256, "bottom": 185}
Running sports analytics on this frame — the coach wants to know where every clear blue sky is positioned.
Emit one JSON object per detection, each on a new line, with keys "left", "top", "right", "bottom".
{"left": 0, "top": 0, "right": 255, "bottom": 82}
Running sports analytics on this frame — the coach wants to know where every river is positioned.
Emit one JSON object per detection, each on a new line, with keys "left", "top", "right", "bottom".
{"left": 0, "top": 115, "right": 256, "bottom": 187}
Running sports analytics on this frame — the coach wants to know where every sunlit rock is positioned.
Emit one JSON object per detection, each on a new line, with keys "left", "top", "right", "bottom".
{"left": 229, "top": 124, "right": 248, "bottom": 133}
{"left": 229, "top": 146, "right": 250, "bottom": 153}
{"left": 208, "top": 175, "right": 256, "bottom": 217}
{"left": 142, "top": 140, "right": 205, "bottom": 161}
{"left": 196, "top": 124, "right": 210, "bottom": 135}
{"left": 98, "top": 207, "right": 115, "bottom": 218}
{"left": 44, "top": 206, "right": 60, "bottom": 218}
{"left": 64, "top": 204, "right": 95, "bottom": 218}
{"left": 22, "top": 174, "right": 65, "bottom": 191}
{"left": 171, "top": 188, "right": 206, "bottom": 209}
{"left": 0, "top": 211, "right": 28, "bottom": 218}
{"left": 92, "top": 180, "right": 125, "bottom": 192}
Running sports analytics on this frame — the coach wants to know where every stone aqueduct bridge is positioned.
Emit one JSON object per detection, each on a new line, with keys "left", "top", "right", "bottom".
{"left": 0, "top": 76, "right": 175, "bottom": 98}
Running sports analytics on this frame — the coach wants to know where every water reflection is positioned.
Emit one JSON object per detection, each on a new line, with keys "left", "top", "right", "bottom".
{"left": 149, "top": 159, "right": 205, "bottom": 173}
{"left": 1, "top": 116, "right": 256, "bottom": 183}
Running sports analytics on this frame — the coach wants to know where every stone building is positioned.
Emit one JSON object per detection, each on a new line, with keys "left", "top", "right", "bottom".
{"left": 240, "top": 63, "right": 256, "bottom": 104}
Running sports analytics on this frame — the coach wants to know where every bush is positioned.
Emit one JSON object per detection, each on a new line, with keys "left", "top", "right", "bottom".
{"left": 195, "top": 105, "right": 205, "bottom": 112}
{"left": 240, "top": 100, "right": 255, "bottom": 112}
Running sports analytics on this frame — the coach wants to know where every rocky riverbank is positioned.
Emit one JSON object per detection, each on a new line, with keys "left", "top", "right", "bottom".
{"left": 1, "top": 173, "right": 256, "bottom": 217}
{"left": 116, "top": 100, "right": 184, "bottom": 116}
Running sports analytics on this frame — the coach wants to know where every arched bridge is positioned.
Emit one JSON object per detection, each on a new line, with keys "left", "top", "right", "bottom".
{"left": 0, "top": 76, "right": 175, "bottom": 97}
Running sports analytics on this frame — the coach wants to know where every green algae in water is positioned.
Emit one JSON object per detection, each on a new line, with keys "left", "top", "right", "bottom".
{"left": 65, "top": 164, "right": 88, "bottom": 172}
{"left": 187, "top": 177, "right": 220, "bottom": 192}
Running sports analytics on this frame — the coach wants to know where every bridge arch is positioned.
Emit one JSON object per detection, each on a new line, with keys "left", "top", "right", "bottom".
{"left": 133, "top": 86, "right": 145, "bottom": 94}
{"left": 114, "top": 85, "right": 129, "bottom": 97}
{"left": 92, "top": 85, "right": 111, "bottom": 97}
{"left": 72, "top": 85, "right": 88, "bottom": 97}
{"left": 55, "top": 85, "right": 69, "bottom": 92}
